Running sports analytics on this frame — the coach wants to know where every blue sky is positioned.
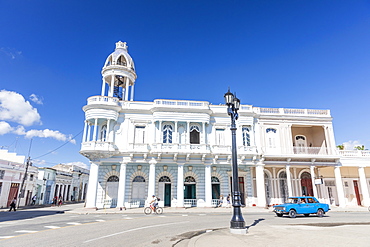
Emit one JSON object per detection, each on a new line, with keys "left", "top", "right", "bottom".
{"left": 1, "top": 1, "right": 370, "bottom": 168}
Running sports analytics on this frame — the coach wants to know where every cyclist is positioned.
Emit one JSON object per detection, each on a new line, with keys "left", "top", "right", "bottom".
{"left": 149, "top": 195, "right": 158, "bottom": 211}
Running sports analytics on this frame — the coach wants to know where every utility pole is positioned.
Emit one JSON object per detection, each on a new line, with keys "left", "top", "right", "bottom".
{"left": 17, "top": 139, "right": 32, "bottom": 208}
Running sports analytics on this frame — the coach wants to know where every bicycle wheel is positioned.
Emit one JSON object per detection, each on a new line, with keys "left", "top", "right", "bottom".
{"left": 155, "top": 207, "right": 163, "bottom": 214}
{"left": 144, "top": 207, "right": 152, "bottom": 215}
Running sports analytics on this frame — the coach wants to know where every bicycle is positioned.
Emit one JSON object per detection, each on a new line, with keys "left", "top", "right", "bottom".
{"left": 144, "top": 205, "right": 163, "bottom": 215}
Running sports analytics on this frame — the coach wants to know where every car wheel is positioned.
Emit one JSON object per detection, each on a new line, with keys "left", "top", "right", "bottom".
{"left": 317, "top": 208, "right": 324, "bottom": 217}
{"left": 304, "top": 214, "right": 310, "bottom": 217}
{"left": 289, "top": 209, "right": 296, "bottom": 218}
{"left": 276, "top": 213, "right": 283, "bottom": 217}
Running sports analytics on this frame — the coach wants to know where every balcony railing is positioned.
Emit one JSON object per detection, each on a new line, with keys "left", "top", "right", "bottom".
{"left": 80, "top": 141, "right": 117, "bottom": 152}
{"left": 184, "top": 199, "right": 197, "bottom": 207}
{"left": 150, "top": 143, "right": 210, "bottom": 153}
{"left": 87, "top": 96, "right": 120, "bottom": 106}
{"left": 338, "top": 150, "right": 370, "bottom": 157}
{"left": 263, "top": 147, "right": 336, "bottom": 156}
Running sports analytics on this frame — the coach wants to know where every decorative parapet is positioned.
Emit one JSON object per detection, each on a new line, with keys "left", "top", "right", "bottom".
{"left": 154, "top": 99, "right": 209, "bottom": 108}
{"left": 255, "top": 107, "right": 330, "bottom": 116}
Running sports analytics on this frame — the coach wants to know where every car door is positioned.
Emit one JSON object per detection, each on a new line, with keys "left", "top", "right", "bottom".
{"left": 297, "top": 198, "right": 310, "bottom": 214}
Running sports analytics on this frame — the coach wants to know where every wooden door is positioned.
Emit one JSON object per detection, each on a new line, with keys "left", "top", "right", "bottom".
{"left": 353, "top": 180, "right": 362, "bottom": 206}
{"left": 7, "top": 183, "right": 19, "bottom": 207}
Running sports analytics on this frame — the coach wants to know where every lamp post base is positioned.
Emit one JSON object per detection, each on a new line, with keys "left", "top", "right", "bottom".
{"left": 230, "top": 228, "right": 248, "bottom": 235}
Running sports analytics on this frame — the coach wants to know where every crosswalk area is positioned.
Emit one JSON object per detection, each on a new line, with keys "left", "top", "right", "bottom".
{"left": 0, "top": 218, "right": 107, "bottom": 240}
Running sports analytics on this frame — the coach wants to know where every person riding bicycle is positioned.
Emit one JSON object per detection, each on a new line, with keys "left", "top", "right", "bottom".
{"left": 149, "top": 195, "right": 158, "bottom": 210}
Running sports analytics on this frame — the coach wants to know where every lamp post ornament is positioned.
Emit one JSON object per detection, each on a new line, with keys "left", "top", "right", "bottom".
{"left": 224, "top": 89, "right": 246, "bottom": 233}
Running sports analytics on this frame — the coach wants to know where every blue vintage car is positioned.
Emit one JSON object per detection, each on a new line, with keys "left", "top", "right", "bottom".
{"left": 273, "top": 196, "right": 330, "bottom": 218}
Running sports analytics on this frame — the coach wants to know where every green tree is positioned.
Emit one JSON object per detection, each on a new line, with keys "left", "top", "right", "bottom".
{"left": 354, "top": 145, "right": 365, "bottom": 150}
{"left": 336, "top": 144, "right": 344, "bottom": 150}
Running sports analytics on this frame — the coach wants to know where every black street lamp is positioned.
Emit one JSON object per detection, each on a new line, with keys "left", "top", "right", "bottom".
{"left": 224, "top": 89, "right": 246, "bottom": 234}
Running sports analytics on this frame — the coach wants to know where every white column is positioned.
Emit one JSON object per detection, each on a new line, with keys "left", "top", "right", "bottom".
{"left": 205, "top": 165, "right": 212, "bottom": 207}
{"left": 101, "top": 79, "right": 106, "bottom": 96}
{"left": 358, "top": 167, "right": 370, "bottom": 206}
{"left": 93, "top": 119, "right": 98, "bottom": 141}
{"left": 175, "top": 121, "right": 178, "bottom": 143}
{"left": 117, "top": 162, "right": 127, "bottom": 208}
{"left": 125, "top": 78, "right": 129, "bottom": 101}
{"left": 106, "top": 119, "right": 111, "bottom": 142}
{"left": 85, "top": 161, "right": 99, "bottom": 208}
{"left": 158, "top": 121, "right": 162, "bottom": 143}
{"left": 86, "top": 122, "right": 91, "bottom": 142}
{"left": 186, "top": 122, "right": 190, "bottom": 144}
{"left": 286, "top": 164, "right": 293, "bottom": 197}
{"left": 148, "top": 159, "right": 157, "bottom": 198}
{"left": 310, "top": 165, "right": 318, "bottom": 197}
{"left": 130, "top": 83, "right": 134, "bottom": 101}
{"left": 272, "top": 167, "right": 277, "bottom": 201}
{"left": 256, "top": 162, "right": 266, "bottom": 207}
{"left": 177, "top": 164, "right": 184, "bottom": 207}
{"left": 334, "top": 166, "right": 346, "bottom": 207}
{"left": 202, "top": 122, "right": 206, "bottom": 144}
{"left": 82, "top": 121, "right": 88, "bottom": 143}
{"left": 108, "top": 76, "right": 114, "bottom": 97}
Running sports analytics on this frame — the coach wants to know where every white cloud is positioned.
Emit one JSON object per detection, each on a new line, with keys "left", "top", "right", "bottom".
{"left": 0, "top": 121, "right": 12, "bottom": 135}
{"left": 0, "top": 47, "right": 22, "bottom": 59}
{"left": 66, "top": 161, "right": 90, "bottom": 170}
{"left": 343, "top": 140, "right": 363, "bottom": 150}
{"left": 29, "top": 94, "right": 43, "bottom": 105}
{"left": 0, "top": 90, "right": 41, "bottom": 126}
{"left": 24, "top": 129, "right": 71, "bottom": 142}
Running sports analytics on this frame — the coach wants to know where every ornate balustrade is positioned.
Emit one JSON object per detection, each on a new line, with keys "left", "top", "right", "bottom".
{"left": 339, "top": 150, "right": 370, "bottom": 157}
{"left": 87, "top": 96, "right": 120, "bottom": 106}
{"left": 257, "top": 107, "right": 330, "bottom": 116}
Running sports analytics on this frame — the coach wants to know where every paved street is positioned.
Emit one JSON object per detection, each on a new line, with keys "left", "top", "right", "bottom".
{"left": 1, "top": 204, "right": 370, "bottom": 247}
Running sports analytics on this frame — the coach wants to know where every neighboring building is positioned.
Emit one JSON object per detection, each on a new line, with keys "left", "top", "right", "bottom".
{"left": 0, "top": 150, "right": 37, "bottom": 208}
{"left": 80, "top": 41, "right": 370, "bottom": 209}
{"left": 36, "top": 164, "right": 89, "bottom": 204}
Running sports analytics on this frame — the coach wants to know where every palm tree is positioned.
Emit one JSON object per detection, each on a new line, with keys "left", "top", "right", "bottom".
{"left": 354, "top": 145, "right": 365, "bottom": 150}
{"left": 336, "top": 144, "right": 344, "bottom": 150}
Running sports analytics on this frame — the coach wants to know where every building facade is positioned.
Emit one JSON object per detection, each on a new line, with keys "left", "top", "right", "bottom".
{"left": 0, "top": 150, "right": 37, "bottom": 208}
{"left": 81, "top": 41, "right": 370, "bottom": 209}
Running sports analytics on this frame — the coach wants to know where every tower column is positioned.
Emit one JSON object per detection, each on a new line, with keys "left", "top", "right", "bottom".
{"left": 101, "top": 78, "right": 106, "bottom": 96}
{"left": 125, "top": 78, "right": 129, "bottom": 101}
{"left": 109, "top": 76, "right": 114, "bottom": 97}
{"left": 93, "top": 118, "right": 98, "bottom": 141}
{"left": 82, "top": 121, "right": 88, "bottom": 142}
{"left": 130, "top": 83, "right": 134, "bottom": 101}
{"left": 86, "top": 122, "right": 91, "bottom": 142}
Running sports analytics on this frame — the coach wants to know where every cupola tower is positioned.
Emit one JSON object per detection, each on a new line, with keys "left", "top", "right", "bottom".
{"left": 101, "top": 41, "right": 137, "bottom": 101}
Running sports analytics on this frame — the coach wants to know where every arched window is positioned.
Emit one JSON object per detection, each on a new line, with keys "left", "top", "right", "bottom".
{"left": 279, "top": 171, "right": 288, "bottom": 202}
{"left": 242, "top": 126, "right": 251, "bottom": 146}
{"left": 100, "top": 125, "right": 107, "bottom": 142}
{"left": 162, "top": 124, "right": 173, "bottom": 143}
{"left": 295, "top": 135, "right": 307, "bottom": 154}
{"left": 159, "top": 176, "right": 171, "bottom": 182}
{"left": 133, "top": 176, "right": 146, "bottom": 182}
{"left": 107, "top": 175, "right": 119, "bottom": 182}
{"left": 211, "top": 176, "right": 220, "bottom": 183}
{"left": 117, "top": 55, "right": 127, "bottom": 66}
{"left": 190, "top": 125, "right": 200, "bottom": 144}
{"left": 184, "top": 176, "right": 196, "bottom": 183}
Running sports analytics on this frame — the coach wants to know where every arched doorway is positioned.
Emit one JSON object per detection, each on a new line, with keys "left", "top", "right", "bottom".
{"left": 158, "top": 176, "right": 171, "bottom": 206}
{"left": 132, "top": 175, "right": 146, "bottom": 205}
{"left": 279, "top": 171, "right": 288, "bottom": 203}
{"left": 106, "top": 175, "right": 119, "bottom": 207}
{"left": 184, "top": 176, "right": 196, "bottom": 206}
{"left": 211, "top": 176, "right": 220, "bottom": 199}
{"left": 301, "top": 172, "right": 313, "bottom": 196}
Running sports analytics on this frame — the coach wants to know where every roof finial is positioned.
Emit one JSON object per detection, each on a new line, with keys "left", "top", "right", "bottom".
{"left": 115, "top": 41, "right": 128, "bottom": 50}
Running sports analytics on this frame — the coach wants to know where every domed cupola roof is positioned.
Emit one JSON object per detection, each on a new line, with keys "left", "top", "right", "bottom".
{"left": 103, "top": 41, "right": 135, "bottom": 71}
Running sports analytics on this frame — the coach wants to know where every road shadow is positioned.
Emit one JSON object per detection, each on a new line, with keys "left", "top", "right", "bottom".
{"left": 0, "top": 210, "right": 64, "bottom": 223}
{"left": 246, "top": 218, "right": 265, "bottom": 229}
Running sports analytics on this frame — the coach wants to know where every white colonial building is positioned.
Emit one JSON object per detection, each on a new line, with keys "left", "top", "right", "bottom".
{"left": 81, "top": 41, "right": 370, "bottom": 209}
